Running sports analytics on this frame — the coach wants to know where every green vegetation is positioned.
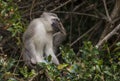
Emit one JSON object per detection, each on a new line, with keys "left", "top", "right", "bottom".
{"left": 0, "top": 42, "right": 119, "bottom": 81}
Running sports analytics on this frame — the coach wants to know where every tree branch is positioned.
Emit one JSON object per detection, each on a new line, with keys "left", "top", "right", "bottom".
{"left": 96, "top": 23, "right": 120, "bottom": 48}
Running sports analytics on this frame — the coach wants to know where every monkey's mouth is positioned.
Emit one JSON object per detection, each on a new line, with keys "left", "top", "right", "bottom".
{"left": 51, "top": 19, "right": 66, "bottom": 35}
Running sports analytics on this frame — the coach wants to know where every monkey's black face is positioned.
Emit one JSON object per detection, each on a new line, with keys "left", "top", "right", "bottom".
{"left": 51, "top": 19, "right": 60, "bottom": 32}
{"left": 51, "top": 19, "right": 66, "bottom": 35}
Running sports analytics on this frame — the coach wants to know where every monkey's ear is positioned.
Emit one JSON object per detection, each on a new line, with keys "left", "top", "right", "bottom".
{"left": 41, "top": 12, "right": 47, "bottom": 18}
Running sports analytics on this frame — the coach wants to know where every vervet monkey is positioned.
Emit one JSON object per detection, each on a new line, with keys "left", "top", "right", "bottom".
{"left": 22, "top": 12, "right": 66, "bottom": 68}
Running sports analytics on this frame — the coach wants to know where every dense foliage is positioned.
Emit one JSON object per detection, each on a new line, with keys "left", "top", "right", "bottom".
{"left": 0, "top": 0, "right": 120, "bottom": 81}
{"left": 0, "top": 42, "right": 120, "bottom": 81}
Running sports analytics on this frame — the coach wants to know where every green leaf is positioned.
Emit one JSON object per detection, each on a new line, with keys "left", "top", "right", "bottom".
{"left": 47, "top": 55, "right": 52, "bottom": 62}
{"left": 67, "top": 63, "right": 79, "bottom": 73}
{"left": 7, "top": 78, "right": 17, "bottom": 81}
{"left": 57, "top": 63, "right": 68, "bottom": 70}
{"left": 116, "top": 42, "right": 120, "bottom": 46}
{"left": 104, "top": 71, "right": 113, "bottom": 76}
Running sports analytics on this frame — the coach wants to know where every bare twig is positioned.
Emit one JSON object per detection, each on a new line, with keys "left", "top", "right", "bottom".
{"left": 73, "top": 1, "right": 86, "bottom": 11}
{"left": 96, "top": 23, "right": 120, "bottom": 48}
{"left": 23, "top": 11, "right": 100, "bottom": 19}
{"left": 50, "top": 0, "right": 72, "bottom": 12}
{"left": 13, "top": 52, "right": 23, "bottom": 75}
{"left": 110, "top": 0, "right": 120, "bottom": 19}
{"left": 30, "top": 0, "right": 36, "bottom": 20}
{"left": 69, "top": 0, "right": 73, "bottom": 43}
{"left": 70, "top": 21, "right": 102, "bottom": 46}
{"left": 102, "top": 0, "right": 111, "bottom": 21}
{"left": 99, "top": 0, "right": 120, "bottom": 41}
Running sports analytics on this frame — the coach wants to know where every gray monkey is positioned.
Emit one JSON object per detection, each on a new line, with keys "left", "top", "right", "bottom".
{"left": 22, "top": 12, "right": 66, "bottom": 68}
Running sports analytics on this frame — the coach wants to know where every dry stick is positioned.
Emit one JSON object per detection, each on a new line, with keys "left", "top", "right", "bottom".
{"left": 23, "top": 10, "right": 100, "bottom": 19}
{"left": 73, "top": 1, "right": 86, "bottom": 11}
{"left": 30, "top": 0, "right": 36, "bottom": 20}
{"left": 69, "top": 0, "right": 73, "bottom": 43}
{"left": 13, "top": 53, "right": 23, "bottom": 75}
{"left": 102, "top": 0, "right": 111, "bottom": 21}
{"left": 50, "top": 0, "right": 71, "bottom": 12}
{"left": 98, "top": 0, "right": 120, "bottom": 43}
{"left": 96, "top": 23, "right": 120, "bottom": 48}
{"left": 54, "top": 11, "right": 100, "bottom": 19}
{"left": 70, "top": 21, "right": 102, "bottom": 46}
{"left": 110, "top": 0, "right": 120, "bottom": 19}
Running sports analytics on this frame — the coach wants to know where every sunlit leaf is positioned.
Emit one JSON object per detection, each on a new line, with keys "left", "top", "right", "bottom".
{"left": 57, "top": 64, "right": 68, "bottom": 70}
{"left": 67, "top": 63, "right": 78, "bottom": 73}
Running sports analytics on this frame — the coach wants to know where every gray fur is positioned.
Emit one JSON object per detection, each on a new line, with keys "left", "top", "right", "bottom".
{"left": 22, "top": 12, "right": 66, "bottom": 68}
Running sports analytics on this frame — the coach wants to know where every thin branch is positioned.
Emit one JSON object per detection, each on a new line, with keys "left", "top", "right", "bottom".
{"left": 30, "top": 0, "right": 36, "bottom": 20}
{"left": 96, "top": 23, "right": 120, "bottom": 48}
{"left": 70, "top": 21, "right": 102, "bottom": 46}
{"left": 69, "top": 0, "right": 73, "bottom": 43}
{"left": 23, "top": 10, "right": 100, "bottom": 19}
{"left": 50, "top": 0, "right": 72, "bottom": 12}
{"left": 13, "top": 52, "right": 23, "bottom": 75}
{"left": 98, "top": 0, "right": 118, "bottom": 42}
{"left": 110, "top": 0, "right": 120, "bottom": 19}
{"left": 102, "top": 0, "right": 111, "bottom": 21}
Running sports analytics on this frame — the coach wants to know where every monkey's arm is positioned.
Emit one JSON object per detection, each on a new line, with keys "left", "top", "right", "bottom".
{"left": 22, "top": 21, "right": 37, "bottom": 63}
{"left": 45, "top": 40, "right": 60, "bottom": 65}
{"left": 53, "top": 32, "right": 66, "bottom": 53}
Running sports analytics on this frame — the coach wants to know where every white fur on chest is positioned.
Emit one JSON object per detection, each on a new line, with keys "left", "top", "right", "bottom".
{"left": 32, "top": 21, "right": 53, "bottom": 53}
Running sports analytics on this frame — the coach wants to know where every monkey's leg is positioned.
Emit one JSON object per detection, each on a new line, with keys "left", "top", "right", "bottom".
{"left": 24, "top": 40, "right": 45, "bottom": 64}
{"left": 35, "top": 48, "right": 46, "bottom": 64}
{"left": 22, "top": 48, "right": 36, "bottom": 68}
{"left": 45, "top": 41, "right": 60, "bottom": 65}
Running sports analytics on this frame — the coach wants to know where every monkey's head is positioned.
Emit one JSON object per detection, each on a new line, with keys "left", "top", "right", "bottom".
{"left": 41, "top": 12, "right": 66, "bottom": 35}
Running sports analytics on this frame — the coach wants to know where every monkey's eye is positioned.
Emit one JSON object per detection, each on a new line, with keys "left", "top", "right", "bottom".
{"left": 52, "top": 19, "right": 60, "bottom": 22}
